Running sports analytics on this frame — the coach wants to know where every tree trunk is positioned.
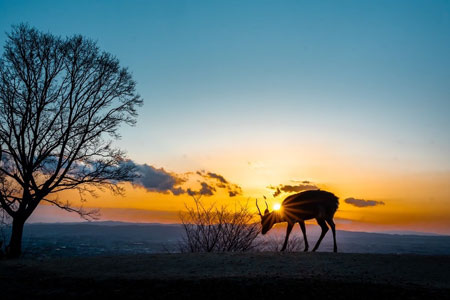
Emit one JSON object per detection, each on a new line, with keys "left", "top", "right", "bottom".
{"left": 7, "top": 217, "right": 25, "bottom": 258}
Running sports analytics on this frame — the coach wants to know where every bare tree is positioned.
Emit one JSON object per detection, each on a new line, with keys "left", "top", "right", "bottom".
{"left": 179, "top": 196, "right": 260, "bottom": 252}
{"left": 0, "top": 24, "right": 142, "bottom": 257}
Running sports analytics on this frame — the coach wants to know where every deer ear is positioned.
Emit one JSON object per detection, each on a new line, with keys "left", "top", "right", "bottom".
{"left": 264, "top": 209, "right": 269, "bottom": 215}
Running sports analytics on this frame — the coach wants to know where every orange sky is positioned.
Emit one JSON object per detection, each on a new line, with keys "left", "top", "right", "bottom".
{"left": 31, "top": 143, "right": 450, "bottom": 235}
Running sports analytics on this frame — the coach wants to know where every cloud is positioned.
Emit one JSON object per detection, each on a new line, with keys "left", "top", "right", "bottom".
{"left": 268, "top": 182, "right": 318, "bottom": 197}
{"left": 344, "top": 197, "right": 385, "bottom": 208}
{"left": 196, "top": 170, "right": 242, "bottom": 197}
{"left": 206, "top": 172, "right": 228, "bottom": 184}
{"left": 227, "top": 184, "right": 242, "bottom": 197}
{"left": 273, "top": 187, "right": 282, "bottom": 197}
{"left": 3, "top": 153, "right": 241, "bottom": 198}
{"left": 125, "top": 161, "right": 186, "bottom": 195}
{"left": 279, "top": 184, "right": 318, "bottom": 193}
{"left": 290, "top": 179, "right": 311, "bottom": 184}
{"left": 187, "top": 182, "right": 216, "bottom": 197}
{"left": 124, "top": 160, "right": 242, "bottom": 198}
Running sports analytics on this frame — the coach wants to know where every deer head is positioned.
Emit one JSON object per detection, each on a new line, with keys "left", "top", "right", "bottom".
{"left": 256, "top": 198, "right": 276, "bottom": 235}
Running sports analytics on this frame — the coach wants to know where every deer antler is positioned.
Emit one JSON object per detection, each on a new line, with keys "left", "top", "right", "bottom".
{"left": 256, "top": 199, "right": 263, "bottom": 217}
{"left": 263, "top": 195, "right": 269, "bottom": 211}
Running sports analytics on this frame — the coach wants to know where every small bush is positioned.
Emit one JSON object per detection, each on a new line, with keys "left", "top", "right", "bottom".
{"left": 179, "top": 197, "right": 260, "bottom": 252}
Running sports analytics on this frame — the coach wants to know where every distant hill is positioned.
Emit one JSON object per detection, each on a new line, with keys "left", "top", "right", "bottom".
{"left": 6, "top": 222, "right": 449, "bottom": 258}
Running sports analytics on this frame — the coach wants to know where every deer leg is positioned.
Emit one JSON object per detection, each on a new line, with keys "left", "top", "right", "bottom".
{"left": 298, "top": 221, "right": 309, "bottom": 252}
{"left": 280, "top": 223, "right": 294, "bottom": 252}
{"left": 326, "top": 218, "right": 337, "bottom": 252}
{"left": 312, "top": 219, "right": 328, "bottom": 252}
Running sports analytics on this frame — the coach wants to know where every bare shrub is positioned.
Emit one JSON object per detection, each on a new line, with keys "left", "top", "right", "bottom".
{"left": 179, "top": 196, "right": 260, "bottom": 252}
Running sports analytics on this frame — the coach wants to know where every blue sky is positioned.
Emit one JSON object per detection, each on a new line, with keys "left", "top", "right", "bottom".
{"left": 1, "top": 0, "right": 449, "bottom": 173}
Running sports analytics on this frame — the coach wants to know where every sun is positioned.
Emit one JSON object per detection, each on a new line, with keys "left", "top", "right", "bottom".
{"left": 273, "top": 203, "right": 281, "bottom": 211}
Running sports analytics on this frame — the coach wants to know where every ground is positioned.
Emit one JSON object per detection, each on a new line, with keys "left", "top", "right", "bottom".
{"left": 1, "top": 252, "right": 449, "bottom": 299}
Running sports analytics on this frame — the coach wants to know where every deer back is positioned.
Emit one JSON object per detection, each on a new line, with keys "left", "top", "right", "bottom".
{"left": 282, "top": 190, "right": 339, "bottom": 222}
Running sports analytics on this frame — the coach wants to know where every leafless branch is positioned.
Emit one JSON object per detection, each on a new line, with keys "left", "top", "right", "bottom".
{"left": 179, "top": 196, "right": 260, "bottom": 252}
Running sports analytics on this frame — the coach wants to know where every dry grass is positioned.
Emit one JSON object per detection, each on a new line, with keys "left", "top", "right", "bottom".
{"left": 0, "top": 252, "right": 449, "bottom": 299}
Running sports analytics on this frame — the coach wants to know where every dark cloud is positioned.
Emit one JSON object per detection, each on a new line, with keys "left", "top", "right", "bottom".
{"left": 195, "top": 170, "right": 242, "bottom": 197}
{"left": 123, "top": 160, "right": 241, "bottom": 198}
{"left": 187, "top": 182, "right": 216, "bottom": 196}
{"left": 206, "top": 172, "right": 228, "bottom": 184}
{"left": 124, "top": 161, "right": 186, "bottom": 195}
{"left": 280, "top": 184, "right": 318, "bottom": 193}
{"left": 227, "top": 184, "right": 242, "bottom": 197}
{"left": 344, "top": 197, "right": 385, "bottom": 208}
{"left": 273, "top": 187, "right": 281, "bottom": 197}
{"left": 268, "top": 182, "right": 318, "bottom": 197}
{"left": 228, "top": 190, "right": 239, "bottom": 197}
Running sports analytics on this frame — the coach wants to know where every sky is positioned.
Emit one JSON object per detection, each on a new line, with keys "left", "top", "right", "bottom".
{"left": 1, "top": 0, "right": 449, "bottom": 234}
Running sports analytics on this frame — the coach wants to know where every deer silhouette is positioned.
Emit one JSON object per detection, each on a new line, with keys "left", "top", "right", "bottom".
{"left": 257, "top": 190, "right": 339, "bottom": 252}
